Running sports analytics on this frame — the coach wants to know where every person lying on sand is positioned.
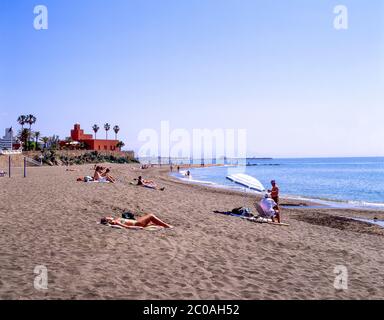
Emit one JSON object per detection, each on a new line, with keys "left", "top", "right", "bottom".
{"left": 258, "top": 193, "right": 281, "bottom": 223}
{"left": 213, "top": 207, "right": 255, "bottom": 219}
{"left": 100, "top": 214, "right": 173, "bottom": 229}
{"left": 136, "top": 176, "right": 165, "bottom": 191}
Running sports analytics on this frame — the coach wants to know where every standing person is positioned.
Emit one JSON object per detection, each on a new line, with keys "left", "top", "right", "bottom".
{"left": 268, "top": 180, "right": 279, "bottom": 206}
{"left": 170, "top": 165, "right": 173, "bottom": 172}
{"left": 177, "top": 166, "right": 180, "bottom": 172}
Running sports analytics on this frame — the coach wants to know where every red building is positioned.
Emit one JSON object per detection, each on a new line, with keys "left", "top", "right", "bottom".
{"left": 68, "top": 124, "right": 120, "bottom": 151}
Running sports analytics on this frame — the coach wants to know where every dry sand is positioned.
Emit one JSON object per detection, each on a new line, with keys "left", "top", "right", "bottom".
{"left": 0, "top": 163, "right": 383, "bottom": 300}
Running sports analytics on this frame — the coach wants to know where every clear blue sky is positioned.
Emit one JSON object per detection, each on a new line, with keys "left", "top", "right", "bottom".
{"left": 1, "top": 0, "right": 383, "bottom": 157}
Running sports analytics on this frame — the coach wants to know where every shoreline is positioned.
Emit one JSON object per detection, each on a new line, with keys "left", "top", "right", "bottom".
{"left": 165, "top": 169, "right": 384, "bottom": 231}
{"left": 162, "top": 167, "right": 384, "bottom": 221}
{"left": 169, "top": 166, "right": 384, "bottom": 212}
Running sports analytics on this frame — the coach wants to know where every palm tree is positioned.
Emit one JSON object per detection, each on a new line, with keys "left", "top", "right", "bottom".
{"left": 113, "top": 125, "right": 120, "bottom": 140}
{"left": 92, "top": 124, "right": 100, "bottom": 139}
{"left": 116, "top": 141, "right": 125, "bottom": 149}
{"left": 34, "top": 131, "right": 41, "bottom": 150}
{"left": 17, "top": 115, "right": 27, "bottom": 130}
{"left": 26, "top": 114, "right": 37, "bottom": 131}
{"left": 25, "top": 115, "right": 37, "bottom": 150}
{"left": 104, "top": 123, "right": 111, "bottom": 140}
{"left": 18, "top": 128, "right": 32, "bottom": 151}
{"left": 40, "top": 136, "right": 49, "bottom": 150}
{"left": 48, "top": 135, "right": 60, "bottom": 150}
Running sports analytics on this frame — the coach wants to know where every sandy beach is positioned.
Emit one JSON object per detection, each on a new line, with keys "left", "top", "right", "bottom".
{"left": 0, "top": 163, "right": 383, "bottom": 300}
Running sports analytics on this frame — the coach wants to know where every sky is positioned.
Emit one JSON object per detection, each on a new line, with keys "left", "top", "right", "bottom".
{"left": 0, "top": 0, "right": 383, "bottom": 158}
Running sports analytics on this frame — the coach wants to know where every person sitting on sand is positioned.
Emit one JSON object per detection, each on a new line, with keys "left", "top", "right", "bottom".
{"left": 137, "top": 176, "right": 165, "bottom": 191}
{"left": 100, "top": 214, "right": 173, "bottom": 229}
{"left": 92, "top": 164, "right": 106, "bottom": 171}
{"left": 101, "top": 168, "right": 116, "bottom": 183}
{"left": 259, "top": 193, "right": 281, "bottom": 223}
{"left": 93, "top": 166, "right": 103, "bottom": 181}
{"left": 93, "top": 166, "right": 114, "bottom": 183}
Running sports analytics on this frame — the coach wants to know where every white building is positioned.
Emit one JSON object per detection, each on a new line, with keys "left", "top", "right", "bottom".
{"left": 0, "top": 128, "right": 16, "bottom": 150}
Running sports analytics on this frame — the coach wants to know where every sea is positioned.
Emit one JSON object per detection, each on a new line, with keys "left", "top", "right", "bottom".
{"left": 170, "top": 157, "right": 384, "bottom": 212}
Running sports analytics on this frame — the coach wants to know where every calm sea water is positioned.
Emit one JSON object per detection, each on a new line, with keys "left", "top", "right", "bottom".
{"left": 172, "top": 157, "right": 384, "bottom": 209}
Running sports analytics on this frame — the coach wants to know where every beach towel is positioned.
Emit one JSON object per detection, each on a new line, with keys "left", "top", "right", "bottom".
{"left": 213, "top": 210, "right": 289, "bottom": 226}
{"left": 214, "top": 207, "right": 254, "bottom": 219}
{"left": 214, "top": 210, "right": 257, "bottom": 221}
{"left": 143, "top": 184, "right": 156, "bottom": 189}
{"left": 99, "top": 221, "right": 165, "bottom": 231}
{"left": 90, "top": 181, "right": 110, "bottom": 183}
{"left": 87, "top": 179, "right": 110, "bottom": 183}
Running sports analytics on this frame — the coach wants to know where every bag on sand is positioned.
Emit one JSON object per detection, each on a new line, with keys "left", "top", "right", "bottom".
{"left": 122, "top": 212, "right": 136, "bottom": 220}
{"left": 231, "top": 207, "right": 253, "bottom": 217}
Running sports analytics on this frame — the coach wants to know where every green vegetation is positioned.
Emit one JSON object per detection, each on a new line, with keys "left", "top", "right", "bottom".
{"left": 17, "top": 114, "right": 37, "bottom": 151}
{"left": 36, "top": 151, "right": 139, "bottom": 166}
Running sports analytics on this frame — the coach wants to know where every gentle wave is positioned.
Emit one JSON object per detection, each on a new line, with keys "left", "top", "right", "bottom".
{"left": 179, "top": 177, "right": 217, "bottom": 185}
{"left": 282, "top": 195, "right": 384, "bottom": 210}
